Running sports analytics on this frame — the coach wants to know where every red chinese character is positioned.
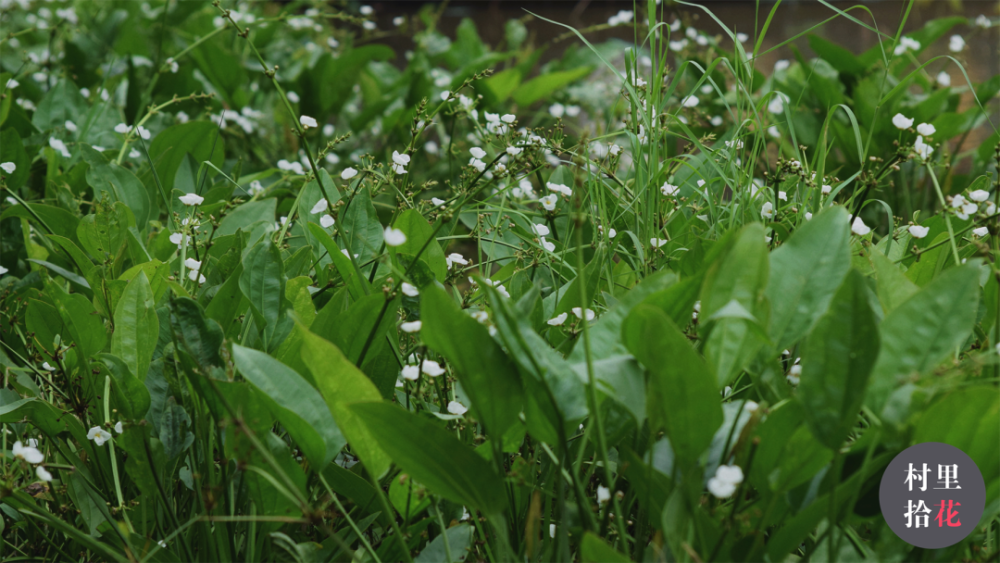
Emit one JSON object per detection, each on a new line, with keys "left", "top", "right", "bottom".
{"left": 935, "top": 500, "right": 961, "bottom": 528}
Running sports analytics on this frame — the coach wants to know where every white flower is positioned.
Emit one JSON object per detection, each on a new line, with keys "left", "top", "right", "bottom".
{"left": 821, "top": 184, "right": 833, "bottom": 195}
{"left": 532, "top": 223, "right": 550, "bottom": 237}
{"left": 468, "top": 158, "right": 486, "bottom": 172}
{"left": 392, "top": 150, "right": 411, "bottom": 166}
{"left": 49, "top": 138, "right": 71, "bottom": 158}
{"left": 384, "top": 227, "right": 407, "bottom": 247}
{"left": 597, "top": 485, "right": 610, "bottom": 504}
{"left": 976, "top": 14, "right": 991, "bottom": 28}
{"left": 774, "top": 59, "right": 790, "bottom": 72}
{"left": 115, "top": 123, "right": 129, "bottom": 134}
{"left": 707, "top": 464, "right": 744, "bottom": 499}
{"left": 0, "top": 162, "right": 15, "bottom": 173}
{"left": 431, "top": 197, "right": 446, "bottom": 207}
{"left": 501, "top": 114, "right": 516, "bottom": 124}
{"left": 607, "top": 228, "right": 617, "bottom": 238}
{"left": 608, "top": 9, "right": 633, "bottom": 26}
{"left": 661, "top": 182, "right": 679, "bottom": 196}
{"left": 36, "top": 466, "right": 53, "bottom": 482}
{"left": 767, "top": 125, "right": 780, "bottom": 139}
{"left": 937, "top": 71, "right": 952, "bottom": 87}
{"left": 547, "top": 312, "right": 568, "bottom": 326}
{"left": 0, "top": 265, "right": 8, "bottom": 275}
{"left": 669, "top": 39, "right": 688, "bottom": 52}
{"left": 540, "top": 237, "right": 555, "bottom": 252}
{"left": 767, "top": 96, "right": 784, "bottom": 114}
{"left": 176, "top": 111, "right": 189, "bottom": 123}
{"left": 908, "top": 225, "right": 929, "bottom": 239}
{"left": 470, "top": 147, "right": 487, "bottom": 159}
{"left": 736, "top": 32, "right": 749, "bottom": 43}
{"left": 546, "top": 182, "right": 572, "bottom": 197}
{"left": 969, "top": 190, "right": 990, "bottom": 203}
{"left": 111, "top": 421, "right": 123, "bottom": 434}
{"left": 572, "top": 307, "right": 595, "bottom": 321}
{"left": 724, "top": 139, "right": 744, "bottom": 149}
{"left": 651, "top": 238, "right": 668, "bottom": 248}
{"left": 178, "top": 193, "right": 204, "bottom": 206}
{"left": 469, "top": 310, "right": 488, "bottom": 323}
{"left": 893, "top": 36, "right": 921, "bottom": 55}
{"left": 188, "top": 270, "right": 206, "bottom": 284}
{"left": 42, "top": 362, "right": 56, "bottom": 371}
{"left": 137, "top": 126, "right": 151, "bottom": 140}
{"left": 129, "top": 149, "right": 141, "bottom": 159}
{"left": 169, "top": 233, "right": 188, "bottom": 248}
{"left": 805, "top": 212, "right": 813, "bottom": 221}
{"left": 310, "top": 198, "right": 328, "bottom": 215}
{"left": 65, "top": 120, "right": 77, "bottom": 133}
{"left": 761, "top": 201, "right": 774, "bottom": 219}
{"left": 320, "top": 214, "right": 335, "bottom": 228}
{"left": 851, "top": 217, "right": 871, "bottom": 236}
{"left": 506, "top": 146, "right": 522, "bottom": 156}
{"left": 494, "top": 284, "right": 511, "bottom": 299}
{"left": 425, "top": 140, "right": 439, "bottom": 154}
{"left": 401, "top": 365, "right": 420, "bottom": 380}
{"left": 540, "top": 194, "right": 559, "bottom": 211}
{"left": 681, "top": 95, "right": 699, "bottom": 108}
{"left": 299, "top": 115, "right": 318, "bottom": 129}
{"left": 5, "top": 78, "right": 18, "bottom": 89}
{"left": 393, "top": 16, "right": 404, "bottom": 26}
{"left": 392, "top": 163, "right": 407, "bottom": 175}
{"left": 401, "top": 282, "right": 419, "bottom": 297}
{"left": 892, "top": 113, "right": 914, "bottom": 129}
{"left": 183, "top": 258, "right": 201, "bottom": 271}
{"left": 916, "top": 123, "right": 936, "bottom": 136}
{"left": 87, "top": 426, "right": 112, "bottom": 446}
{"left": 341, "top": 167, "right": 358, "bottom": 180}
{"left": 287, "top": 91, "right": 300, "bottom": 103}
{"left": 446, "top": 253, "right": 469, "bottom": 269}
{"left": 400, "top": 320, "right": 422, "bottom": 333}
{"left": 777, "top": 191, "right": 787, "bottom": 201}
{"left": 422, "top": 360, "right": 445, "bottom": 377}
{"left": 948, "top": 34, "right": 965, "bottom": 53}
{"left": 549, "top": 103, "right": 565, "bottom": 118}
{"left": 12, "top": 441, "right": 44, "bottom": 464}
{"left": 913, "top": 135, "right": 934, "bottom": 160}
{"left": 609, "top": 143, "right": 622, "bottom": 156}
{"left": 973, "top": 227, "right": 989, "bottom": 238}
{"left": 447, "top": 401, "right": 468, "bottom": 415}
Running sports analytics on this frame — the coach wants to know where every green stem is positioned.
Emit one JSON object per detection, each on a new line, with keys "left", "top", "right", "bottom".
{"left": 926, "top": 163, "right": 961, "bottom": 266}
{"left": 103, "top": 376, "right": 133, "bottom": 534}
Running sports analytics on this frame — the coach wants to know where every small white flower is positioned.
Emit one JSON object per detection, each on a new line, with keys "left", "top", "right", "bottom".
{"left": 547, "top": 312, "right": 568, "bottom": 326}
{"left": 402, "top": 365, "right": 420, "bottom": 380}
{"left": 540, "top": 237, "right": 555, "bottom": 252}
{"left": 470, "top": 147, "right": 487, "bottom": 159}
{"left": 501, "top": 114, "right": 516, "bottom": 124}
{"left": 571, "top": 307, "right": 595, "bottom": 321}
{"left": 13, "top": 441, "right": 44, "bottom": 464}
{"left": 778, "top": 191, "right": 787, "bottom": 201}
{"left": 669, "top": 39, "right": 688, "bottom": 52}
{"left": 660, "top": 182, "right": 679, "bottom": 196}
{"left": 0, "top": 162, "right": 15, "bottom": 173}
{"left": 908, "top": 225, "right": 929, "bottom": 239}
{"left": 87, "top": 426, "right": 113, "bottom": 446}
{"left": 681, "top": 95, "right": 699, "bottom": 108}
{"left": 299, "top": 115, "right": 318, "bottom": 129}
{"left": 393, "top": 16, "right": 404, "bottom": 26}
{"left": 115, "top": 123, "right": 129, "bottom": 134}
{"left": 320, "top": 214, "right": 335, "bottom": 228}
{"left": 710, "top": 115, "right": 724, "bottom": 127}
{"left": 36, "top": 466, "right": 53, "bottom": 482}
{"left": 969, "top": 190, "right": 990, "bottom": 202}
{"left": 821, "top": 184, "right": 833, "bottom": 195}
{"left": 774, "top": 59, "right": 790, "bottom": 72}
{"left": 400, "top": 320, "right": 422, "bottom": 333}
{"left": 470, "top": 310, "right": 488, "bottom": 323}
{"left": 384, "top": 227, "right": 407, "bottom": 247}
{"left": 178, "top": 193, "right": 204, "bottom": 206}
{"left": 65, "top": 120, "right": 77, "bottom": 132}
{"left": 188, "top": 270, "right": 206, "bottom": 284}
{"left": 744, "top": 401, "right": 759, "bottom": 412}
{"left": 736, "top": 32, "right": 749, "bottom": 43}
{"left": 49, "top": 138, "right": 71, "bottom": 158}
{"left": 597, "top": 485, "right": 610, "bottom": 504}
{"left": 360, "top": 5, "right": 373, "bottom": 15}
{"left": 494, "top": 284, "right": 511, "bottom": 299}
{"left": 893, "top": 36, "right": 921, "bottom": 55}
{"left": 446, "top": 253, "right": 468, "bottom": 269}
{"left": 767, "top": 96, "right": 784, "bottom": 114}
{"left": 540, "top": 194, "right": 559, "bottom": 211}
{"left": 651, "top": 238, "right": 668, "bottom": 248}
{"left": 157, "top": 540, "right": 168, "bottom": 549}
{"left": 184, "top": 258, "right": 201, "bottom": 271}
{"left": 550, "top": 524, "right": 557, "bottom": 538}
{"left": 916, "top": 123, "right": 936, "bottom": 136}
{"left": 767, "top": 125, "right": 780, "bottom": 139}
{"left": 707, "top": 464, "right": 744, "bottom": 498}
{"left": 549, "top": 103, "right": 565, "bottom": 118}
{"left": 804, "top": 212, "right": 813, "bottom": 221}
{"left": 937, "top": 71, "right": 952, "bottom": 87}
{"left": 287, "top": 91, "right": 300, "bottom": 103}
{"left": 129, "top": 149, "right": 141, "bottom": 159}
{"left": 422, "top": 360, "right": 445, "bottom": 377}
{"left": 948, "top": 34, "right": 965, "bottom": 53}
{"left": 392, "top": 150, "right": 411, "bottom": 166}
{"left": 468, "top": 158, "right": 486, "bottom": 172}
{"left": 506, "top": 146, "right": 522, "bottom": 156}
{"left": 5, "top": 78, "right": 19, "bottom": 89}
{"left": 976, "top": 14, "right": 991, "bottom": 28}
{"left": 607, "top": 228, "right": 617, "bottom": 238}
{"left": 851, "top": 217, "right": 871, "bottom": 236}
{"left": 114, "top": 421, "right": 124, "bottom": 434}
{"left": 137, "top": 126, "right": 151, "bottom": 140}
{"left": 973, "top": 227, "right": 989, "bottom": 238}
{"left": 761, "top": 201, "right": 774, "bottom": 219}
{"left": 169, "top": 233, "right": 188, "bottom": 248}
{"left": 913, "top": 135, "right": 934, "bottom": 160}
{"left": 447, "top": 401, "right": 468, "bottom": 415}
{"left": 892, "top": 113, "right": 914, "bottom": 130}
{"left": 532, "top": 223, "right": 550, "bottom": 237}
{"left": 42, "top": 362, "right": 56, "bottom": 371}
{"left": 341, "top": 167, "right": 358, "bottom": 180}
{"left": 546, "top": 182, "right": 572, "bottom": 197}
{"left": 323, "top": 124, "right": 335, "bottom": 137}
{"left": 431, "top": 197, "right": 446, "bottom": 207}
{"left": 401, "top": 282, "right": 419, "bottom": 297}
{"left": 310, "top": 198, "right": 328, "bottom": 215}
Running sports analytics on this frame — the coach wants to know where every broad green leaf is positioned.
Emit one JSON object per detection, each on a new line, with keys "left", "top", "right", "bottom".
{"left": 512, "top": 66, "right": 593, "bottom": 106}
{"left": 701, "top": 223, "right": 769, "bottom": 387}
{"left": 623, "top": 304, "right": 722, "bottom": 465}
{"left": 0, "top": 128, "right": 29, "bottom": 190}
{"left": 49, "top": 283, "right": 107, "bottom": 359}
{"left": 160, "top": 397, "right": 194, "bottom": 460}
{"left": 392, "top": 209, "right": 448, "bottom": 282}
{"left": 299, "top": 326, "right": 391, "bottom": 478}
{"left": 421, "top": 285, "right": 524, "bottom": 436}
{"left": 146, "top": 121, "right": 226, "bottom": 195}
{"left": 807, "top": 34, "right": 866, "bottom": 75}
{"left": 328, "top": 292, "right": 400, "bottom": 367}
{"left": 232, "top": 344, "right": 345, "bottom": 468}
{"left": 481, "top": 68, "right": 522, "bottom": 104}
{"left": 913, "top": 387, "right": 999, "bottom": 486}
{"left": 26, "top": 299, "right": 65, "bottom": 354}
{"left": 870, "top": 248, "right": 919, "bottom": 314}
{"left": 31, "top": 78, "right": 87, "bottom": 131}
{"left": 111, "top": 271, "right": 158, "bottom": 379}
{"left": 306, "top": 223, "right": 370, "bottom": 299}
{"left": 867, "top": 262, "right": 981, "bottom": 413}
{"left": 768, "top": 425, "right": 834, "bottom": 493}
{"left": 216, "top": 199, "right": 276, "bottom": 237}
{"left": 169, "top": 297, "right": 224, "bottom": 372}
{"left": 76, "top": 201, "right": 135, "bottom": 261}
{"left": 0, "top": 203, "right": 81, "bottom": 244}
{"left": 580, "top": 532, "right": 630, "bottom": 563}
{"left": 205, "top": 263, "right": 246, "bottom": 333}
{"left": 96, "top": 354, "right": 151, "bottom": 420}
{"left": 415, "top": 523, "right": 474, "bottom": 563}
{"left": 341, "top": 187, "right": 383, "bottom": 263}
{"left": 798, "top": 269, "right": 879, "bottom": 450}
{"left": 351, "top": 401, "right": 507, "bottom": 515}
{"left": 80, "top": 145, "right": 153, "bottom": 229}
{"left": 239, "top": 238, "right": 285, "bottom": 348}
{"left": 766, "top": 206, "right": 850, "bottom": 351}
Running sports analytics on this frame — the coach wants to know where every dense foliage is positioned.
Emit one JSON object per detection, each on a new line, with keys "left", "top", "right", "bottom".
{"left": 1, "top": 1, "right": 999, "bottom": 562}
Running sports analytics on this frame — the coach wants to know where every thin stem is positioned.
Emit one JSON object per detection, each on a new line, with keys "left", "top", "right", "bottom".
{"left": 103, "top": 376, "right": 133, "bottom": 534}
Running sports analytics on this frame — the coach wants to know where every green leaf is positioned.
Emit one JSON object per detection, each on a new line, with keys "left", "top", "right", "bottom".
{"left": 867, "top": 261, "right": 981, "bottom": 413}
{"left": 768, "top": 425, "right": 834, "bottom": 493}
{"left": 421, "top": 285, "right": 524, "bottom": 436}
{"left": 341, "top": 187, "right": 384, "bottom": 264}
{"left": 49, "top": 283, "right": 107, "bottom": 359}
{"left": 31, "top": 78, "right": 88, "bottom": 131}
{"left": 913, "top": 386, "right": 999, "bottom": 487}
{"left": 160, "top": 397, "right": 195, "bottom": 460}
{"left": 392, "top": 209, "right": 448, "bottom": 282}
{"left": 111, "top": 271, "right": 158, "bottom": 379}
{"left": 807, "top": 34, "right": 866, "bottom": 75}
{"left": 512, "top": 66, "right": 593, "bottom": 106}
{"left": 481, "top": 68, "right": 522, "bottom": 104}
{"left": 870, "top": 248, "right": 919, "bottom": 314}
{"left": 766, "top": 206, "right": 851, "bottom": 351}
{"left": 232, "top": 344, "right": 345, "bottom": 468}
{"left": 299, "top": 326, "right": 391, "bottom": 479}
{"left": 169, "top": 297, "right": 224, "bottom": 372}
{"left": 80, "top": 145, "right": 154, "bottom": 230}
{"left": 623, "top": 304, "right": 722, "bottom": 466}
{"left": 306, "top": 223, "right": 370, "bottom": 300}
{"left": 26, "top": 299, "right": 65, "bottom": 354}
{"left": 0, "top": 128, "right": 30, "bottom": 190}
{"left": 415, "top": 523, "right": 474, "bottom": 563}
{"left": 798, "top": 269, "right": 880, "bottom": 450}
{"left": 96, "top": 354, "right": 151, "bottom": 420}
{"left": 239, "top": 238, "right": 286, "bottom": 348}
{"left": 351, "top": 401, "right": 507, "bottom": 515}
{"left": 77, "top": 201, "right": 135, "bottom": 261}
{"left": 146, "top": 121, "right": 226, "bottom": 195}
{"left": 580, "top": 532, "right": 630, "bottom": 563}
{"left": 205, "top": 263, "right": 246, "bottom": 333}
{"left": 0, "top": 203, "right": 81, "bottom": 244}
{"left": 216, "top": 199, "right": 276, "bottom": 237}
